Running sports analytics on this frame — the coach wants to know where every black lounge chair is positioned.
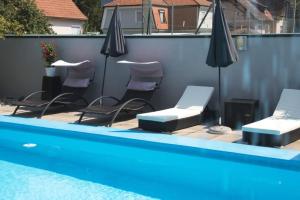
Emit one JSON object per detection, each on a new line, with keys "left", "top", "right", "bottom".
{"left": 77, "top": 61, "right": 163, "bottom": 126}
{"left": 12, "top": 60, "right": 94, "bottom": 118}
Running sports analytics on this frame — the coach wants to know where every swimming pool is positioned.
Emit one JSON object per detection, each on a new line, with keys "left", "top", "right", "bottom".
{"left": 0, "top": 116, "right": 300, "bottom": 200}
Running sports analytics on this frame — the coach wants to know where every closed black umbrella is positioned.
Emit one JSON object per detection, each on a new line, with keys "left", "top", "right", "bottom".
{"left": 206, "top": 0, "right": 239, "bottom": 130}
{"left": 100, "top": 6, "right": 127, "bottom": 97}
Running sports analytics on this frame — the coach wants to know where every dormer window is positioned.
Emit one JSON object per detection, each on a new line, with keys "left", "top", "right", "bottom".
{"left": 159, "top": 9, "right": 167, "bottom": 24}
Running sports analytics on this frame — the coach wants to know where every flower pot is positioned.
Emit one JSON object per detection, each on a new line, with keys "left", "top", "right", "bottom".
{"left": 45, "top": 67, "right": 56, "bottom": 77}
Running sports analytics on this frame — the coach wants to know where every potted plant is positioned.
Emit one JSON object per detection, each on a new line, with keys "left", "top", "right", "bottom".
{"left": 40, "top": 42, "right": 57, "bottom": 77}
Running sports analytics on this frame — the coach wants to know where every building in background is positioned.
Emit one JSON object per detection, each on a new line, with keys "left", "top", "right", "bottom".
{"left": 256, "top": 0, "right": 300, "bottom": 33}
{"left": 101, "top": 0, "right": 276, "bottom": 34}
{"left": 101, "top": 0, "right": 169, "bottom": 34}
{"left": 101, "top": 0, "right": 212, "bottom": 34}
{"left": 164, "top": 0, "right": 212, "bottom": 33}
{"left": 222, "top": 0, "right": 273, "bottom": 34}
{"left": 35, "top": 0, "right": 87, "bottom": 35}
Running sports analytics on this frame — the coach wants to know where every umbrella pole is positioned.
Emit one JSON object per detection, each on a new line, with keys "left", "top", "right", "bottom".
{"left": 208, "top": 66, "right": 231, "bottom": 134}
{"left": 100, "top": 55, "right": 109, "bottom": 105}
{"left": 218, "top": 66, "right": 221, "bottom": 125}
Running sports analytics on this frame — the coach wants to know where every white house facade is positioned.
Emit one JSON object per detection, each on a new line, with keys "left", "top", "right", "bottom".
{"left": 35, "top": 0, "right": 87, "bottom": 35}
{"left": 49, "top": 18, "right": 86, "bottom": 35}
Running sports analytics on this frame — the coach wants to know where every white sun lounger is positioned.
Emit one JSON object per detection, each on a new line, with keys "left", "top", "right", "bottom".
{"left": 242, "top": 89, "right": 300, "bottom": 147}
{"left": 137, "top": 86, "right": 214, "bottom": 132}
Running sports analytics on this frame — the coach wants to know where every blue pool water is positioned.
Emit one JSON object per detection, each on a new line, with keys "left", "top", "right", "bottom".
{"left": 0, "top": 116, "right": 300, "bottom": 200}
{"left": 0, "top": 148, "right": 162, "bottom": 200}
{"left": 0, "top": 158, "right": 155, "bottom": 200}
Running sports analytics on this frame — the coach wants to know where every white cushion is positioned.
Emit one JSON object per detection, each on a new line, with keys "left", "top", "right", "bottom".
{"left": 242, "top": 117, "right": 300, "bottom": 135}
{"left": 51, "top": 60, "right": 90, "bottom": 67}
{"left": 137, "top": 86, "right": 214, "bottom": 122}
{"left": 273, "top": 89, "right": 300, "bottom": 119}
{"left": 175, "top": 86, "right": 214, "bottom": 110}
{"left": 137, "top": 108, "right": 201, "bottom": 122}
{"left": 243, "top": 89, "right": 300, "bottom": 135}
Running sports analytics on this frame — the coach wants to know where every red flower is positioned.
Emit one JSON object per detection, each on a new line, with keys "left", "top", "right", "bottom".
{"left": 40, "top": 42, "right": 57, "bottom": 66}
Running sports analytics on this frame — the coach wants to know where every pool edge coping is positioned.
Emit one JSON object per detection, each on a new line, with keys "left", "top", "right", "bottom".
{"left": 0, "top": 115, "right": 300, "bottom": 165}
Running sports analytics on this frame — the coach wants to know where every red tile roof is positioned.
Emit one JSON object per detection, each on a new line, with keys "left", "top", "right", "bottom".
{"left": 105, "top": 0, "right": 211, "bottom": 7}
{"left": 105, "top": 0, "right": 166, "bottom": 7}
{"left": 164, "top": 0, "right": 211, "bottom": 6}
{"left": 35, "top": 0, "right": 87, "bottom": 21}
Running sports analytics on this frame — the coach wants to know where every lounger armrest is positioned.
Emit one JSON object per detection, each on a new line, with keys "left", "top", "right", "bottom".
{"left": 121, "top": 98, "right": 155, "bottom": 110}
{"left": 23, "top": 91, "right": 47, "bottom": 101}
{"left": 38, "top": 92, "right": 88, "bottom": 118}
{"left": 108, "top": 98, "right": 155, "bottom": 127}
{"left": 87, "top": 96, "right": 121, "bottom": 107}
{"left": 53, "top": 93, "right": 88, "bottom": 104}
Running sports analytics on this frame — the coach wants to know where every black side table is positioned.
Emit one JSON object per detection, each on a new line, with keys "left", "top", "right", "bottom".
{"left": 41, "top": 76, "right": 61, "bottom": 100}
{"left": 224, "top": 99, "right": 259, "bottom": 129}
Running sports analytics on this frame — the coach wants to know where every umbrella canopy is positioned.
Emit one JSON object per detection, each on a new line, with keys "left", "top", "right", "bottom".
{"left": 206, "top": 0, "right": 238, "bottom": 67}
{"left": 100, "top": 6, "right": 127, "bottom": 97}
{"left": 101, "top": 6, "right": 127, "bottom": 57}
{"left": 206, "top": 0, "right": 239, "bottom": 131}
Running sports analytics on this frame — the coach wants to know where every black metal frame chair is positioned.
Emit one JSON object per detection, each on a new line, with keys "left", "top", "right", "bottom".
{"left": 12, "top": 61, "right": 94, "bottom": 118}
{"left": 77, "top": 62, "right": 163, "bottom": 126}
{"left": 12, "top": 87, "right": 89, "bottom": 119}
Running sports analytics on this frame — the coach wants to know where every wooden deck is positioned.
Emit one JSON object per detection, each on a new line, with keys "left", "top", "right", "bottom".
{"left": 1, "top": 104, "right": 300, "bottom": 152}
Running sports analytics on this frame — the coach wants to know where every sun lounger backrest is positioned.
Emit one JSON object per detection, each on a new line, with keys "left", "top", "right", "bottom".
{"left": 51, "top": 60, "right": 95, "bottom": 88}
{"left": 175, "top": 86, "right": 214, "bottom": 110}
{"left": 126, "top": 61, "right": 163, "bottom": 91}
{"left": 129, "top": 62, "right": 163, "bottom": 80}
{"left": 273, "top": 89, "right": 300, "bottom": 119}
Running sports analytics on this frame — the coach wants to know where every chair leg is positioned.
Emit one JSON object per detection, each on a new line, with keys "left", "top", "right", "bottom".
{"left": 109, "top": 109, "right": 124, "bottom": 127}
{"left": 77, "top": 112, "right": 85, "bottom": 123}
{"left": 38, "top": 107, "right": 48, "bottom": 119}
{"left": 12, "top": 106, "right": 20, "bottom": 115}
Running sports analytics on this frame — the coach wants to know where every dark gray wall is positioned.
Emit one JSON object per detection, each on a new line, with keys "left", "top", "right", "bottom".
{"left": 1, "top": 35, "right": 300, "bottom": 118}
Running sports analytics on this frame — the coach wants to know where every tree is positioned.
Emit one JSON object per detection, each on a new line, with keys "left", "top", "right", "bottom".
{"left": 73, "top": 0, "right": 104, "bottom": 33}
{"left": 0, "top": 0, "right": 53, "bottom": 37}
{"left": 0, "top": 15, "right": 23, "bottom": 37}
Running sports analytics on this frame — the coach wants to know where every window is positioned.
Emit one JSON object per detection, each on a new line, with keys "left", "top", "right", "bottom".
{"left": 71, "top": 25, "right": 82, "bottom": 35}
{"left": 159, "top": 9, "right": 167, "bottom": 24}
{"left": 280, "top": 25, "right": 284, "bottom": 33}
{"left": 136, "top": 10, "right": 143, "bottom": 23}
